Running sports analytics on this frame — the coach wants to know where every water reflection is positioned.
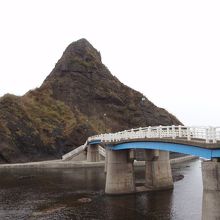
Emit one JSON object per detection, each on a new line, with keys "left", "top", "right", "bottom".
{"left": 0, "top": 160, "right": 202, "bottom": 220}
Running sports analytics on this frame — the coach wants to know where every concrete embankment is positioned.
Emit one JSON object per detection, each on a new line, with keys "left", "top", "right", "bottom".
{"left": 0, "top": 155, "right": 198, "bottom": 169}
{"left": 0, "top": 160, "right": 105, "bottom": 169}
{"left": 133, "top": 155, "right": 198, "bottom": 167}
{"left": 170, "top": 155, "right": 198, "bottom": 164}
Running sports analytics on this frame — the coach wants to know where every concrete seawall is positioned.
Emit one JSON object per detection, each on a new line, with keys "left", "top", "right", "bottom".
{"left": 170, "top": 155, "right": 198, "bottom": 164}
{"left": 133, "top": 155, "right": 198, "bottom": 166}
{"left": 0, "top": 155, "right": 198, "bottom": 169}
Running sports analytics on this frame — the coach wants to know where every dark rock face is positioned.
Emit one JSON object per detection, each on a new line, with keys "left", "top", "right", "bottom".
{"left": 0, "top": 39, "right": 182, "bottom": 163}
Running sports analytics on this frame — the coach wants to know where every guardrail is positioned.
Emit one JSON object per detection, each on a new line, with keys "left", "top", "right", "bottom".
{"left": 88, "top": 126, "right": 220, "bottom": 144}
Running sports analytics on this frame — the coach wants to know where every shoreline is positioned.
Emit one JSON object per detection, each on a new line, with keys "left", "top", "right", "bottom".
{"left": 0, "top": 155, "right": 198, "bottom": 169}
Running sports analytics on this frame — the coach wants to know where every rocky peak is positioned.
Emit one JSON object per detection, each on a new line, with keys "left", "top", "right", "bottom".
{"left": 41, "top": 38, "right": 181, "bottom": 131}
{"left": 65, "top": 38, "right": 101, "bottom": 60}
{"left": 50, "top": 38, "right": 102, "bottom": 75}
{"left": 0, "top": 38, "right": 182, "bottom": 163}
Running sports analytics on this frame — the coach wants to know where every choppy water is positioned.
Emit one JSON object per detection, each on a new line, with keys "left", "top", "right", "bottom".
{"left": 0, "top": 159, "right": 202, "bottom": 220}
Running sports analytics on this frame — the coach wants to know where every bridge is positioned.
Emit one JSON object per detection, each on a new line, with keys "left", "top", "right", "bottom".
{"left": 62, "top": 125, "right": 220, "bottom": 220}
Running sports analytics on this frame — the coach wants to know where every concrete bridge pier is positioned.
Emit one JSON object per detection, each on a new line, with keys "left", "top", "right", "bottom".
{"left": 86, "top": 144, "right": 100, "bottom": 162}
{"left": 145, "top": 150, "right": 173, "bottom": 190}
{"left": 105, "top": 149, "right": 135, "bottom": 194}
{"left": 202, "top": 160, "right": 220, "bottom": 220}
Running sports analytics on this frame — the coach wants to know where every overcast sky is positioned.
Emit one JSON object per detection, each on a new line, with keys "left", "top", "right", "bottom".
{"left": 0, "top": 0, "right": 220, "bottom": 126}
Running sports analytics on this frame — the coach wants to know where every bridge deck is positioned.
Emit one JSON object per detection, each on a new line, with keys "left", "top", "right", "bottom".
{"left": 94, "top": 137, "right": 220, "bottom": 149}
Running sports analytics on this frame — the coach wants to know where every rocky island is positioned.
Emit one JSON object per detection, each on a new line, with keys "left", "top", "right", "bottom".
{"left": 0, "top": 39, "right": 181, "bottom": 163}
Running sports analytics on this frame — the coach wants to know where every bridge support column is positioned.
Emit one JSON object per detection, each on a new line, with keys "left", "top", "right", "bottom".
{"left": 86, "top": 144, "right": 99, "bottom": 162}
{"left": 202, "top": 160, "right": 220, "bottom": 220}
{"left": 105, "top": 149, "right": 135, "bottom": 194}
{"left": 145, "top": 150, "right": 173, "bottom": 190}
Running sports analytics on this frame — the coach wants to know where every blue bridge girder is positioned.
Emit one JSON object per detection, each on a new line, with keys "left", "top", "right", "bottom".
{"left": 89, "top": 140, "right": 220, "bottom": 159}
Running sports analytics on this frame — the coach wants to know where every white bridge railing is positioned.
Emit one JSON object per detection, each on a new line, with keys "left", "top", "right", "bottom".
{"left": 88, "top": 126, "right": 220, "bottom": 144}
